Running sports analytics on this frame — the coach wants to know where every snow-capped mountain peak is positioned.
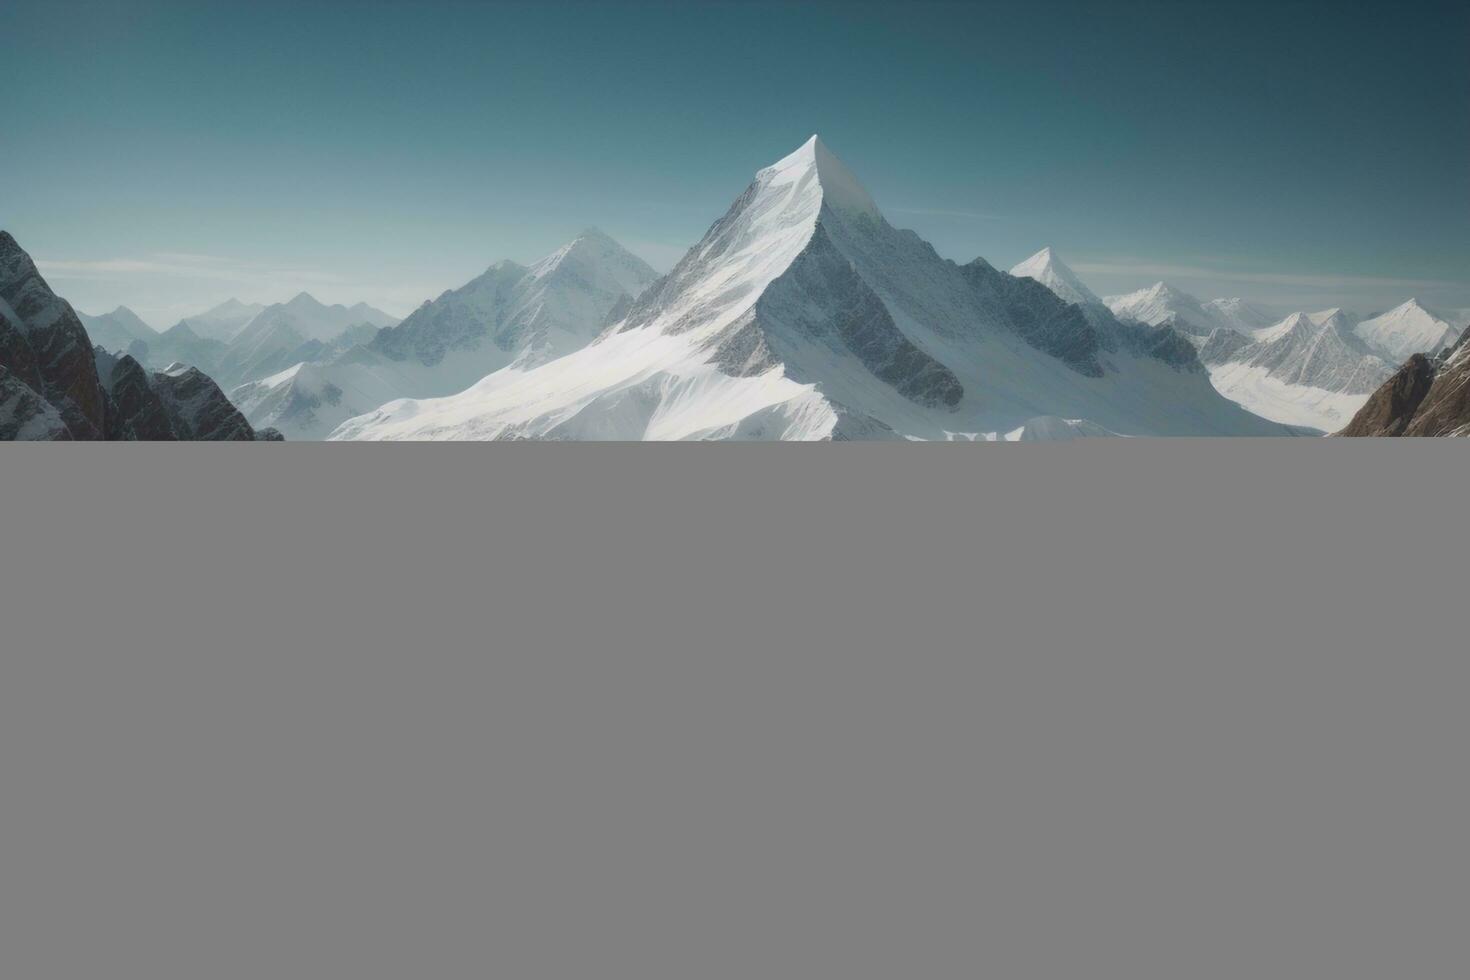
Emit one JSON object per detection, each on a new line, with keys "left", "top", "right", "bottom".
{"left": 527, "top": 227, "right": 656, "bottom": 297}
{"left": 1009, "top": 247, "right": 1102, "bottom": 309}
{"left": 1105, "top": 281, "right": 1231, "bottom": 339}
{"left": 1354, "top": 298, "right": 1460, "bottom": 362}
{"left": 757, "top": 134, "right": 881, "bottom": 221}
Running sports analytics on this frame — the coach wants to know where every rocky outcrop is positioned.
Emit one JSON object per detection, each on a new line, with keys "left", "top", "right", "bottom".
{"left": 0, "top": 231, "right": 108, "bottom": 438}
{"left": 95, "top": 348, "right": 180, "bottom": 441}
{"left": 751, "top": 223, "right": 964, "bottom": 408}
{"left": 0, "top": 364, "right": 71, "bottom": 440}
{"left": 962, "top": 260, "right": 1104, "bottom": 377}
{"left": 1336, "top": 354, "right": 1435, "bottom": 436}
{"left": 1338, "top": 336, "right": 1470, "bottom": 437}
{"left": 150, "top": 366, "right": 259, "bottom": 441}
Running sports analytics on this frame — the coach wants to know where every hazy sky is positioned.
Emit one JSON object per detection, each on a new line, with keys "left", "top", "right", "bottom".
{"left": 3, "top": 0, "right": 1467, "bottom": 326}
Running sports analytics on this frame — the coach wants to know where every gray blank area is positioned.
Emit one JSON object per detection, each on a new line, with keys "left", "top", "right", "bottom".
{"left": 2, "top": 441, "right": 1465, "bottom": 980}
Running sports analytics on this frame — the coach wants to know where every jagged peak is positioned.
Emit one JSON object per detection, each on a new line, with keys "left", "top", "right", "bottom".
{"left": 1010, "top": 246, "right": 1057, "bottom": 274}
{"left": 1009, "top": 246, "right": 1102, "bottom": 308}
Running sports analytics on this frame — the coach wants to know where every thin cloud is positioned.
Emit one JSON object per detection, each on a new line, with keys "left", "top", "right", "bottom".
{"left": 889, "top": 207, "right": 1009, "bottom": 222}
{"left": 1071, "top": 259, "right": 1466, "bottom": 293}
{"left": 38, "top": 254, "right": 346, "bottom": 287}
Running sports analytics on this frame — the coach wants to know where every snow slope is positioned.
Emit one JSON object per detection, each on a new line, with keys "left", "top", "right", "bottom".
{"left": 333, "top": 137, "right": 1289, "bottom": 441}
{"left": 229, "top": 352, "right": 421, "bottom": 441}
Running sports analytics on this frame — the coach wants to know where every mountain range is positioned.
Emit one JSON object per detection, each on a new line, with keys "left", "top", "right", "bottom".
{"left": 8, "top": 137, "right": 1469, "bottom": 441}
{"left": 332, "top": 137, "right": 1286, "bottom": 440}
{"left": 1081, "top": 270, "right": 1465, "bottom": 431}
{"left": 82, "top": 294, "right": 401, "bottom": 390}
{"left": 227, "top": 229, "right": 659, "bottom": 439}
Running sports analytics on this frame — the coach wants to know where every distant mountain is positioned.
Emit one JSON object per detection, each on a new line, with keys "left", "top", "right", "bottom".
{"left": 131, "top": 294, "right": 399, "bottom": 391}
{"left": 232, "top": 230, "right": 659, "bottom": 439}
{"left": 1352, "top": 300, "right": 1461, "bottom": 363}
{"left": 77, "top": 305, "right": 157, "bottom": 354}
{"left": 172, "top": 298, "right": 265, "bottom": 343}
{"left": 333, "top": 137, "right": 1287, "bottom": 441}
{"left": 146, "top": 320, "right": 228, "bottom": 376}
{"left": 1339, "top": 332, "right": 1470, "bottom": 437}
{"left": 1204, "top": 297, "right": 1278, "bottom": 333}
{"left": 1198, "top": 310, "right": 1393, "bottom": 431}
{"left": 241, "top": 293, "right": 399, "bottom": 346}
{"left": 372, "top": 227, "right": 658, "bottom": 380}
{"left": 1106, "top": 282, "right": 1237, "bottom": 339}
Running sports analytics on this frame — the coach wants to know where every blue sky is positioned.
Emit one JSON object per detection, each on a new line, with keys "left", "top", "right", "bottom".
{"left": 2, "top": 0, "right": 1466, "bottom": 325}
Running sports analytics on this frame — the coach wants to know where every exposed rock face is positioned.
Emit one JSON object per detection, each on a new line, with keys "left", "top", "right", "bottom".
{"left": 1338, "top": 334, "right": 1470, "bottom": 437}
{"left": 750, "top": 223, "right": 964, "bottom": 408}
{"left": 962, "top": 260, "right": 1103, "bottom": 377}
{"left": 0, "top": 231, "right": 107, "bottom": 438}
{"left": 95, "top": 347, "right": 180, "bottom": 441}
{"left": 1, "top": 306, "right": 45, "bottom": 393}
{"left": 151, "top": 366, "right": 259, "bottom": 441}
{"left": 0, "top": 364, "right": 71, "bottom": 440}
{"left": 1337, "top": 355, "right": 1436, "bottom": 436}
